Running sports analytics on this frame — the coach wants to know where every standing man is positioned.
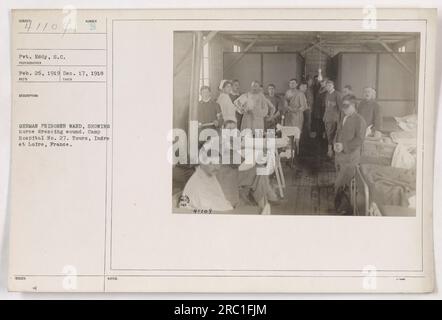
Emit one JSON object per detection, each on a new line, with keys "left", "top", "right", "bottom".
{"left": 284, "top": 78, "right": 307, "bottom": 129}
{"left": 230, "top": 79, "right": 241, "bottom": 102}
{"left": 312, "top": 77, "right": 327, "bottom": 141}
{"left": 305, "top": 76, "right": 315, "bottom": 137}
{"left": 265, "top": 83, "right": 283, "bottom": 130}
{"left": 234, "top": 80, "right": 274, "bottom": 133}
{"left": 358, "top": 87, "right": 383, "bottom": 136}
{"left": 284, "top": 78, "right": 299, "bottom": 114}
{"left": 312, "top": 75, "right": 320, "bottom": 94}
{"left": 323, "top": 80, "right": 343, "bottom": 158}
{"left": 230, "top": 79, "right": 243, "bottom": 127}
{"left": 283, "top": 80, "right": 308, "bottom": 157}
{"left": 342, "top": 85, "right": 354, "bottom": 100}
{"left": 197, "top": 86, "right": 223, "bottom": 130}
{"left": 333, "top": 96, "right": 366, "bottom": 214}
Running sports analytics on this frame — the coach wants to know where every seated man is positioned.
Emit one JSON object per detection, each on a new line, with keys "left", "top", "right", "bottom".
{"left": 184, "top": 120, "right": 277, "bottom": 214}
{"left": 180, "top": 161, "right": 233, "bottom": 212}
{"left": 333, "top": 96, "right": 366, "bottom": 214}
{"left": 219, "top": 120, "right": 278, "bottom": 214}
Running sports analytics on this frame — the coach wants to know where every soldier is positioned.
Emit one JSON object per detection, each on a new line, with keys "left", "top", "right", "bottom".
{"left": 333, "top": 96, "right": 366, "bottom": 214}
{"left": 323, "top": 80, "right": 343, "bottom": 158}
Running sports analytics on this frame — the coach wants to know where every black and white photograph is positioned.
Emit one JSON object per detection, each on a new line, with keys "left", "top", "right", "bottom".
{"left": 4, "top": 7, "right": 437, "bottom": 295}
{"left": 172, "top": 30, "right": 419, "bottom": 216}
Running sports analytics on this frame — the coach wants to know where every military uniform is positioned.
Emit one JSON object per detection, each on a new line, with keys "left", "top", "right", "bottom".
{"left": 357, "top": 99, "right": 383, "bottom": 132}
{"left": 323, "top": 90, "right": 343, "bottom": 144}
{"left": 334, "top": 112, "right": 367, "bottom": 189}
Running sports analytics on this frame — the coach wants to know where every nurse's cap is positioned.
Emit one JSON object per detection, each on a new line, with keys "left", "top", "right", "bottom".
{"left": 219, "top": 79, "right": 231, "bottom": 90}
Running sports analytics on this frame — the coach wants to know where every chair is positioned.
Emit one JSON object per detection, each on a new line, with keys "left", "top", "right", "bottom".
{"left": 278, "top": 125, "right": 301, "bottom": 167}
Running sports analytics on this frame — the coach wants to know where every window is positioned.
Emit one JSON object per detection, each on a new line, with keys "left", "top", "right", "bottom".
{"left": 233, "top": 44, "right": 241, "bottom": 53}
{"left": 199, "top": 41, "right": 210, "bottom": 89}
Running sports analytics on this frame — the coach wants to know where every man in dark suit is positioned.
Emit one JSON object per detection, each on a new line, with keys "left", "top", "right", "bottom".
{"left": 333, "top": 95, "right": 366, "bottom": 214}
{"left": 324, "top": 80, "right": 343, "bottom": 158}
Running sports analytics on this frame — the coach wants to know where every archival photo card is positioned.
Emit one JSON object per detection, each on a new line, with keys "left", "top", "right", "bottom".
{"left": 7, "top": 8, "right": 436, "bottom": 293}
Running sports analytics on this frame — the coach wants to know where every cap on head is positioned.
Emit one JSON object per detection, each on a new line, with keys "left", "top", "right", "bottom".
{"left": 342, "top": 95, "right": 357, "bottom": 108}
{"left": 219, "top": 80, "right": 232, "bottom": 90}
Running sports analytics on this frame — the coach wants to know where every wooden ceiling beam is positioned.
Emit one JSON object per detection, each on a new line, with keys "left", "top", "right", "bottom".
{"left": 301, "top": 40, "right": 332, "bottom": 58}
{"left": 224, "top": 38, "right": 258, "bottom": 72}
{"left": 203, "top": 31, "right": 219, "bottom": 45}
{"left": 377, "top": 38, "right": 414, "bottom": 75}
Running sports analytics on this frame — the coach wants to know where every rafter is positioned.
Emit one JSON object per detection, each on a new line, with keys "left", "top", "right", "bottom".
{"left": 376, "top": 38, "right": 414, "bottom": 75}
{"left": 224, "top": 38, "right": 258, "bottom": 72}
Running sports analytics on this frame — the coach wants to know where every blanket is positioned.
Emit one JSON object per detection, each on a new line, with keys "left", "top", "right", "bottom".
{"left": 360, "top": 164, "right": 415, "bottom": 207}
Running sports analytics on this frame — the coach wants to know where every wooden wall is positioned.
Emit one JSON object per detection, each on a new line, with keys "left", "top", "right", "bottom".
{"left": 334, "top": 52, "right": 417, "bottom": 117}
{"left": 304, "top": 50, "right": 330, "bottom": 79}
{"left": 209, "top": 34, "right": 238, "bottom": 95}
{"left": 173, "top": 32, "right": 193, "bottom": 131}
{"left": 335, "top": 53, "right": 377, "bottom": 96}
{"left": 223, "top": 53, "right": 262, "bottom": 91}
{"left": 263, "top": 53, "right": 304, "bottom": 92}
{"left": 223, "top": 52, "right": 304, "bottom": 94}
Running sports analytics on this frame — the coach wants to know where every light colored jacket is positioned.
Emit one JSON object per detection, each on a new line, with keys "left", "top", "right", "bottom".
{"left": 235, "top": 92, "right": 273, "bottom": 131}
{"left": 217, "top": 92, "right": 237, "bottom": 123}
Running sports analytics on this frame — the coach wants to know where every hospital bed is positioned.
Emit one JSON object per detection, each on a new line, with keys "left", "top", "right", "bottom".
{"left": 351, "top": 116, "right": 417, "bottom": 216}
{"left": 359, "top": 115, "right": 417, "bottom": 166}
{"left": 352, "top": 163, "right": 416, "bottom": 216}
{"left": 360, "top": 138, "right": 397, "bottom": 166}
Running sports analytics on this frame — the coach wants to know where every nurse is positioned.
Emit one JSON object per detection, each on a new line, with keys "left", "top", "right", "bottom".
{"left": 216, "top": 80, "right": 237, "bottom": 124}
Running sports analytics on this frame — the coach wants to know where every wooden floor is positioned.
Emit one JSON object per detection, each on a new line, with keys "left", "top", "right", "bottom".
{"left": 271, "top": 156, "right": 337, "bottom": 215}
{"left": 271, "top": 132, "right": 339, "bottom": 215}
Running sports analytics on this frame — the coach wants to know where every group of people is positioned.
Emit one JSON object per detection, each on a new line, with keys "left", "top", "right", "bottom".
{"left": 191, "top": 76, "right": 383, "bottom": 214}
{"left": 311, "top": 78, "right": 383, "bottom": 213}
{"left": 181, "top": 116, "right": 278, "bottom": 215}
{"left": 197, "top": 78, "right": 310, "bottom": 135}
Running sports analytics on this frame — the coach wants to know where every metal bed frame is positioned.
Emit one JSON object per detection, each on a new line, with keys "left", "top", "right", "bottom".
{"left": 351, "top": 165, "right": 371, "bottom": 216}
